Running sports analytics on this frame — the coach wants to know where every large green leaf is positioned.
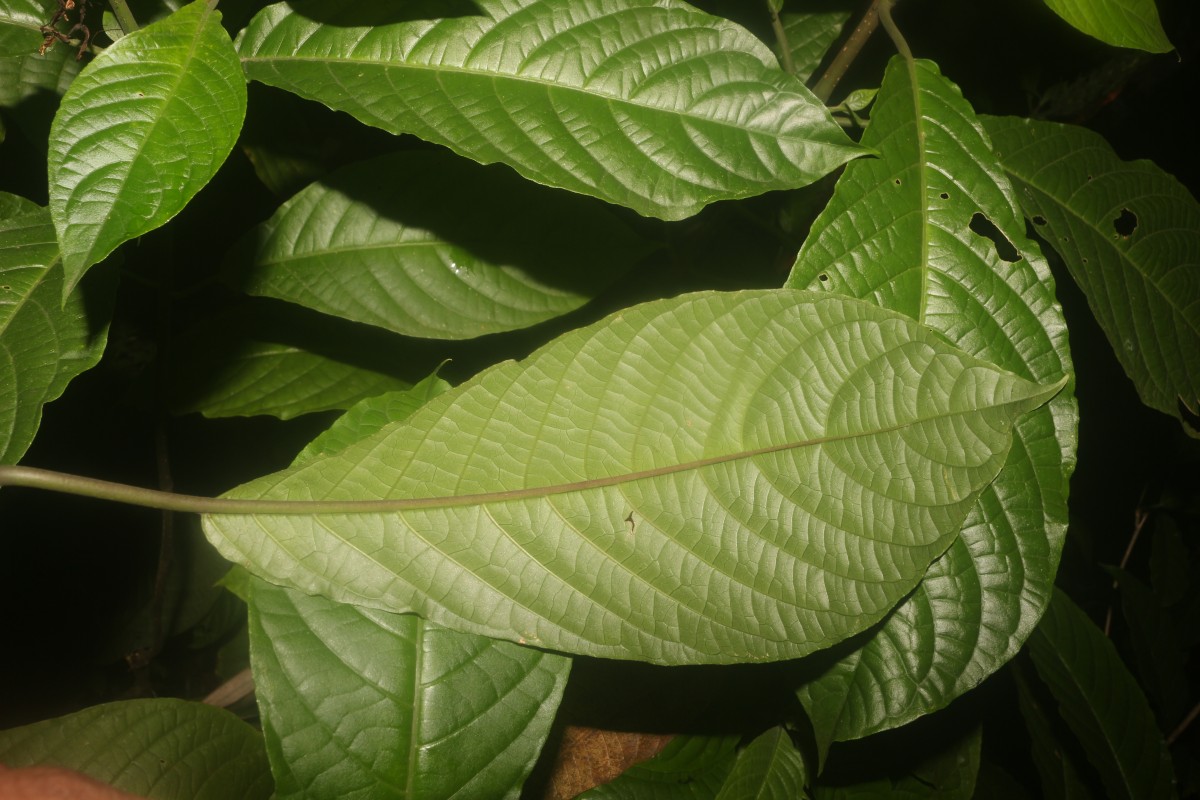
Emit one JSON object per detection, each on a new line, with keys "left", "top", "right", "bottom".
{"left": 235, "top": 0, "right": 862, "bottom": 221}
{"left": 714, "top": 727, "right": 808, "bottom": 800}
{"left": 0, "top": 0, "right": 48, "bottom": 58}
{"left": 1027, "top": 589, "right": 1178, "bottom": 800}
{"left": 982, "top": 116, "right": 1199, "bottom": 436}
{"left": 227, "top": 151, "right": 649, "bottom": 339}
{"left": 203, "top": 289, "right": 1065, "bottom": 665}
{"left": 245, "top": 576, "right": 570, "bottom": 800}
{"left": 1039, "top": 0, "right": 1172, "bottom": 53}
{"left": 0, "top": 201, "right": 110, "bottom": 464}
{"left": 241, "top": 377, "right": 569, "bottom": 798}
{"left": 0, "top": 698, "right": 273, "bottom": 799}
{"left": 579, "top": 735, "right": 740, "bottom": 799}
{"left": 47, "top": 0, "right": 246, "bottom": 295}
{"left": 786, "top": 57, "right": 1076, "bottom": 752}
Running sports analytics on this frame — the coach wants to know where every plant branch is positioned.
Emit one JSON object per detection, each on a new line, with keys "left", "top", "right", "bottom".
{"left": 811, "top": 0, "right": 882, "bottom": 103}
{"left": 1167, "top": 698, "right": 1200, "bottom": 746}
{"left": 108, "top": 0, "right": 139, "bottom": 35}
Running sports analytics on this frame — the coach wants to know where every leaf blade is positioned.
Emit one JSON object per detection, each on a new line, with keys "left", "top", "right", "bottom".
{"left": 1039, "top": 0, "right": 1173, "bottom": 53}
{"left": 204, "top": 289, "right": 1065, "bottom": 665}
{"left": 235, "top": 0, "right": 863, "bottom": 220}
{"left": 787, "top": 57, "right": 1076, "bottom": 750}
{"left": 47, "top": 0, "right": 247, "bottom": 294}
{"left": 983, "top": 115, "right": 1200, "bottom": 436}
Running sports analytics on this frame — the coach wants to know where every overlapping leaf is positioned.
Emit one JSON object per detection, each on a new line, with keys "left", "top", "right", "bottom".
{"left": 203, "top": 289, "right": 1064, "bottom": 665}
{"left": 0, "top": 200, "right": 110, "bottom": 464}
{"left": 0, "top": 698, "right": 273, "bottom": 800}
{"left": 235, "top": 0, "right": 862, "bottom": 220}
{"left": 778, "top": 11, "right": 851, "bottom": 82}
{"left": 787, "top": 57, "right": 1076, "bottom": 751}
{"left": 714, "top": 727, "right": 808, "bottom": 800}
{"left": 227, "top": 151, "right": 649, "bottom": 339}
{"left": 579, "top": 735, "right": 740, "bottom": 799}
{"left": 983, "top": 116, "right": 1199, "bottom": 436}
{"left": 1040, "top": 0, "right": 1172, "bottom": 53}
{"left": 1027, "top": 589, "right": 1177, "bottom": 800}
{"left": 0, "top": 0, "right": 48, "bottom": 58}
{"left": 239, "top": 377, "right": 569, "bottom": 799}
{"left": 47, "top": 0, "right": 246, "bottom": 295}
{"left": 246, "top": 576, "right": 570, "bottom": 799}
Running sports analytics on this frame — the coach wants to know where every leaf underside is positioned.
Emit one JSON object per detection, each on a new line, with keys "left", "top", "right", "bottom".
{"left": 0, "top": 203, "right": 110, "bottom": 464}
{"left": 235, "top": 0, "right": 862, "bottom": 220}
{"left": 1040, "top": 0, "right": 1173, "bottom": 53}
{"left": 983, "top": 115, "right": 1200, "bottom": 437}
{"left": 204, "top": 289, "right": 1063, "bottom": 665}
{"left": 787, "top": 57, "right": 1076, "bottom": 751}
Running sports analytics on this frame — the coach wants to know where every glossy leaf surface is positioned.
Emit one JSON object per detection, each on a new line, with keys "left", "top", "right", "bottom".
{"left": 247, "top": 576, "right": 570, "bottom": 800}
{"left": 204, "top": 289, "right": 1065, "bottom": 665}
{"left": 235, "top": 0, "right": 862, "bottom": 220}
{"left": 983, "top": 116, "right": 1199, "bottom": 436}
{"left": 579, "top": 735, "right": 739, "bottom": 799}
{"left": 0, "top": 698, "right": 273, "bottom": 800}
{"left": 1027, "top": 589, "right": 1178, "bottom": 800}
{"left": 0, "top": 201, "right": 109, "bottom": 464}
{"left": 714, "top": 727, "right": 807, "bottom": 800}
{"left": 787, "top": 57, "right": 1076, "bottom": 751}
{"left": 779, "top": 11, "right": 851, "bottom": 82}
{"left": 0, "top": 0, "right": 47, "bottom": 58}
{"left": 47, "top": 0, "right": 246, "bottom": 294}
{"left": 228, "top": 151, "right": 648, "bottom": 339}
{"left": 1040, "top": 0, "right": 1172, "bottom": 52}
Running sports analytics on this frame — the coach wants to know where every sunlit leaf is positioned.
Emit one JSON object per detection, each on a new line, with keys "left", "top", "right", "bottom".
{"left": 0, "top": 698, "right": 273, "bottom": 800}
{"left": 47, "top": 0, "right": 246, "bottom": 295}
{"left": 0, "top": 201, "right": 110, "bottom": 464}
{"left": 579, "top": 735, "right": 739, "bottom": 799}
{"left": 235, "top": 0, "right": 863, "bottom": 221}
{"left": 203, "top": 289, "right": 1066, "bottom": 665}
{"left": 983, "top": 116, "right": 1199, "bottom": 437}
{"left": 1040, "top": 0, "right": 1172, "bottom": 53}
{"left": 1027, "top": 589, "right": 1177, "bottom": 800}
{"left": 787, "top": 57, "right": 1076, "bottom": 754}
{"left": 715, "top": 727, "right": 807, "bottom": 800}
{"left": 228, "top": 151, "right": 649, "bottom": 339}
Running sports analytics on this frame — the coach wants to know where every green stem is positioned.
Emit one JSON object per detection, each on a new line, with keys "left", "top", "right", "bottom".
{"left": 768, "top": 3, "right": 796, "bottom": 75}
{"left": 811, "top": 0, "right": 883, "bottom": 103}
{"left": 108, "top": 0, "right": 139, "bottom": 35}
{"left": 877, "top": 0, "right": 913, "bottom": 62}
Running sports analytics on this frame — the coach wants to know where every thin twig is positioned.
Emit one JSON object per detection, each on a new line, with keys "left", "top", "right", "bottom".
{"left": 877, "top": 0, "right": 912, "bottom": 62}
{"left": 1167, "top": 699, "right": 1200, "bottom": 746}
{"left": 811, "top": 0, "right": 882, "bottom": 103}
{"left": 1104, "top": 497, "right": 1151, "bottom": 637}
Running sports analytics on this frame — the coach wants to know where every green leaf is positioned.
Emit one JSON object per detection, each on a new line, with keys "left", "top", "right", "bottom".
{"left": 47, "top": 0, "right": 247, "bottom": 296}
{"left": 295, "top": 373, "right": 451, "bottom": 462}
{"left": 982, "top": 116, "right": 1199, "bottom": 436}
{"left": 227, "top": 151, "right": 649, "bottom": 339}
{"left": 579, "top": 735, "right": 740, "bottom": 799}
{"left": 787, "top": 57, "right": 1076, "bottom": 753}
{"left": 0, "top": 0, "right": 47, "bottom": 58}
{"left": 814, "top": 724, "right": 980, "bottom": 800}
{"left": 203, "top": 289, "right": 1065, "bottom": 665}
{"left": 235, "top": 0, "right": 862, "bottom": 221}
{"left": 715, "top": 727, "right": 808, "bottom": 800}
{"left": 1015, "top": 663, "right": 1098, "bottom": 800}
{"left": 0, "top": 203, "right": 111, "bottom": 464}
{"left": 0, "top": 45, "right": 82, "bottom": 108}
{"left": 1027, "top": 588, "right": 1178, "bottom": 800}
{"left": 779, "top": 12, "right": 851, "bottom": 83}
{"left": 1039, "top": 0, "right": 1172, "bottom": 53}
{"left": 246, "top": 576, "right": 570, "bottom": 800}
{"left": 0, "top": 698, "right": 273, "bottom": 799}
